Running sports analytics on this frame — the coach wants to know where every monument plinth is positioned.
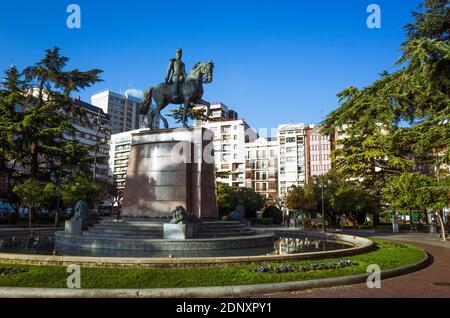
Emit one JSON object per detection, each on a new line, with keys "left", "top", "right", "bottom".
{"left": 121, "top": 127, "right": 218, "bottom": 220}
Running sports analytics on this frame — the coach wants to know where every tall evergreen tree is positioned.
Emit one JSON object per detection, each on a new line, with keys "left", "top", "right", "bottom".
{"left": 1, "top": 48, "right": 103, "bottom": 220}
{"left": 17, "top": 47, "right": 103, "bottom": 181}
{"left": 322, "top": 1, "right": 450, "bottom": 224}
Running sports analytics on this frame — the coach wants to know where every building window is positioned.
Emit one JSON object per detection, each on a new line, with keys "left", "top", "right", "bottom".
{"left": 221, "top": 126, "right": 231, "bottom": 134}
{"left": 286, "top": 147, "right": 296, "bottom": 153}
{"left": 286, "top": 137, "right": 295, "bottom": 143}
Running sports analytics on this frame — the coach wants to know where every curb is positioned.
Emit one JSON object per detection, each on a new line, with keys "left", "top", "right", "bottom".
{"left": 0, "top": 249, "right": 430, "bottom": 298}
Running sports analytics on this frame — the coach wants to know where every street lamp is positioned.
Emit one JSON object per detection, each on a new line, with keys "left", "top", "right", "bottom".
{"left": 321, "top": 175, "right": 325, "bottom": 232}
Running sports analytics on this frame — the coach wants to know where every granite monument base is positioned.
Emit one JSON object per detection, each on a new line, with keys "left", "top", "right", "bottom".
{"left": 163, "top": 223, "right": 199, "bottom": 239}
{"left": 64, "top": 220, "right": 82, "bottom": 235}
{"left": 121, "top": 127, "right": 218, "bottom": 220}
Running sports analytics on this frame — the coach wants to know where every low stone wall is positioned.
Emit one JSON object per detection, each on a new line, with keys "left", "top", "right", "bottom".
{"left": 55, "top": 232, "right": 275, "bottom": 258}
{"left": 0, "top": 233, "right": 374, "bottom": 268}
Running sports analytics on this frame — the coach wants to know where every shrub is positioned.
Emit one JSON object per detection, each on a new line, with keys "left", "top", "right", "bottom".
{"left": 249, "top": 218, "right": 273, "bottom": 226}
{"left": 262, "top": 205, "right": 283, "bottom": 224}
{"left": 245, "top": 207, "right": 257, "bottom": 219}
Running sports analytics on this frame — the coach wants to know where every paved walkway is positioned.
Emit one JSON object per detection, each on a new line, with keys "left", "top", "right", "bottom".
{"left": 267, "top": 233, "right": 450, "bottom": 298}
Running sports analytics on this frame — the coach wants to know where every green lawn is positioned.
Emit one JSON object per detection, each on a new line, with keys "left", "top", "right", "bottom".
{"left": 0, "top": 239, "right": 425, "bottom": 289}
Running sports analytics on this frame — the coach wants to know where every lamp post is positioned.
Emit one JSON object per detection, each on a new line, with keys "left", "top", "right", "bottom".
{"left": 321, "top": 175, "right": 325, "bottom": 232}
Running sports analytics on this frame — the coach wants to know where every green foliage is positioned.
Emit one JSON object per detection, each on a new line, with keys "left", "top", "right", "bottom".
{"left": 0, "top": 47, "right": 103, "bottom": 218}
{"left": 12, "top": 180, "right": 44, "bottom": 209}
{"left": 216, "top": 183, "right": 234, "bottom": 216}
{"left": 330, "top": 181, "right": 377, "bottom": 226}
{"left": 61, "top": 176, "right": 102, "bottom": 208}
{"left": 262, "top": 205, "right": 283, "bottom": 224}
{"left": 285, "top": 184, "right": 317, "bottom": 213}
{"left": 404, "top": 0, "right": 449, "bottom": 42}
{"left": 13, "top": 180, "right": 45, "bottom": 226}
{"left": 383, "top": 172, "right": 429, "bottom": 211}
{"left": 170, "top": 106, "right": 219, "bottom": 125}
{"left": 216, "top": 183, "right": 265, "bottom": 218}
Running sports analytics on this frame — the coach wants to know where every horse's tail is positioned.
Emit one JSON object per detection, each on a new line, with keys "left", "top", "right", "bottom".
{"left": 140, "top": 87, "right": 153, "bottom": 114}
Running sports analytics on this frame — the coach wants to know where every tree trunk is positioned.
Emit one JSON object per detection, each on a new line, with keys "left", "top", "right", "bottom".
{"left": 28, "top": 206, "right": 32, "bottom": 228}
{"left": 409, "top": 208, "right": 413, "bottom": 232}
{"left": 55, "top": 194, "right": 60, "bottom": 227}
{"left": 30, "top": 141, "right": 39, "bottom": 180}
{"left": 435, "top": 211, "right": 447, "bottom": 242}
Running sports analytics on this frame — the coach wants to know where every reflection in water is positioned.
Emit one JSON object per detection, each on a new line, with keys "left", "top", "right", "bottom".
{"left": 276, "top": 237, "right": 352, "bottom": 255}
{"left": 0, "top": 235, "right": 55, "bottom": 255}
{"left": 0, "top": 234, "right": 352, "bottom": 258}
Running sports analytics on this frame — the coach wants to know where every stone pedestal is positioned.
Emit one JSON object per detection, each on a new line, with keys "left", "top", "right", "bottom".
{"left": 121, "top": 127, "right": 218, "bottom": 220}
{"left": 392, "top": 214, "right": 399, "bottom": 233}
{"left": 65, "top": 220, "right": 82, "bottom": 235}
{"left": 163, "top": 223, "right": 197, "bottom": 239}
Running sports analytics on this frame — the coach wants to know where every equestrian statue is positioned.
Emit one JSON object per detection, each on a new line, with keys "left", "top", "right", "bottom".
{"left": 140, "top": 48, "right": 214, "bottom": 129}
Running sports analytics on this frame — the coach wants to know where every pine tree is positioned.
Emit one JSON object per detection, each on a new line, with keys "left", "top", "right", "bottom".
{"left": 1, "top": 48, "right": 103, "bottom": 223}
{"left": 322, "top": 1, "right": 450, "bottom": 225}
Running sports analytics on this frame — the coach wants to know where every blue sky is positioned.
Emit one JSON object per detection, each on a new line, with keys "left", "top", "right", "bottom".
{"left": 0, "top": 0, "right": 422, "bottom": 132}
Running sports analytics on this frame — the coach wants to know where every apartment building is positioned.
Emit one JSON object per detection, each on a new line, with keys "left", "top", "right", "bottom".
{"left": 70, "top": 99, "right": 112, "bottom": 183}
{"left": 306, "top": 124, "right": 333, "bottom": 181}
{"left": 245, "top": 137, "right": 279, "bottom": 198}
{"left": 277, "top": 123, "right": 308, "bottom": 196}
{"left": 194, "top": 103, "right": 257, "bottom": 187}
{"left": 91, "top": 90, "right": 159, "bottom": 134}
{"left": 108, "top": 129, "right": 146, "bottom": 190}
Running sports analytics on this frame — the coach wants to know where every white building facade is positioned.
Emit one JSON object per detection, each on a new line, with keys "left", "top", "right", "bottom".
{"left": 194, "top": 103, "right": 257, "bottom": 187}
{"left": 72, "top": 99, "right": 112, "bottom": 183}
{"left": 277, "top": 123, "right": 308, "bottom": 196}
{"left": 245, "top": 137, "right": 279, "bottom": 198}
{"left": 91, "top": 90, "right": 159, "bottom": 134}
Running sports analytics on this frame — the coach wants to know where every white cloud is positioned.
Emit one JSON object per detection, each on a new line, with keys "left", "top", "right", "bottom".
{"left": 125, "top": 88, "right": 144, "bottom": 99}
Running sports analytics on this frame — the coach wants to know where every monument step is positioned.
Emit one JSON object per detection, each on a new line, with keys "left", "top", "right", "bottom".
{"left": 203, "top": 221, "right": 243, "bottom": 226}
{"left": 196, "top": 230, "right": 255, "bottom": 238}
{"left": 201, "top": 223, "right": 246, "bottom": 229}
{"left": 86, "top": 228, "right": 163, "bottom": 236}
{"left": 92, "top": 224, "right": 164, "bottom": 231}
{"left": 198, "top": 228, "right": 248, "bottom": 234}
{"left": 97, "top": 221, "right": 165, "bottom": 228}
{"left": 81, "top": 232, "right": 162, "bottom": 239}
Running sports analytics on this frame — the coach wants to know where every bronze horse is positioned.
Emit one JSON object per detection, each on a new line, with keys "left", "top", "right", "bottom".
{"left": 140, "top": 61, "right": 214, "bottom": 129}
